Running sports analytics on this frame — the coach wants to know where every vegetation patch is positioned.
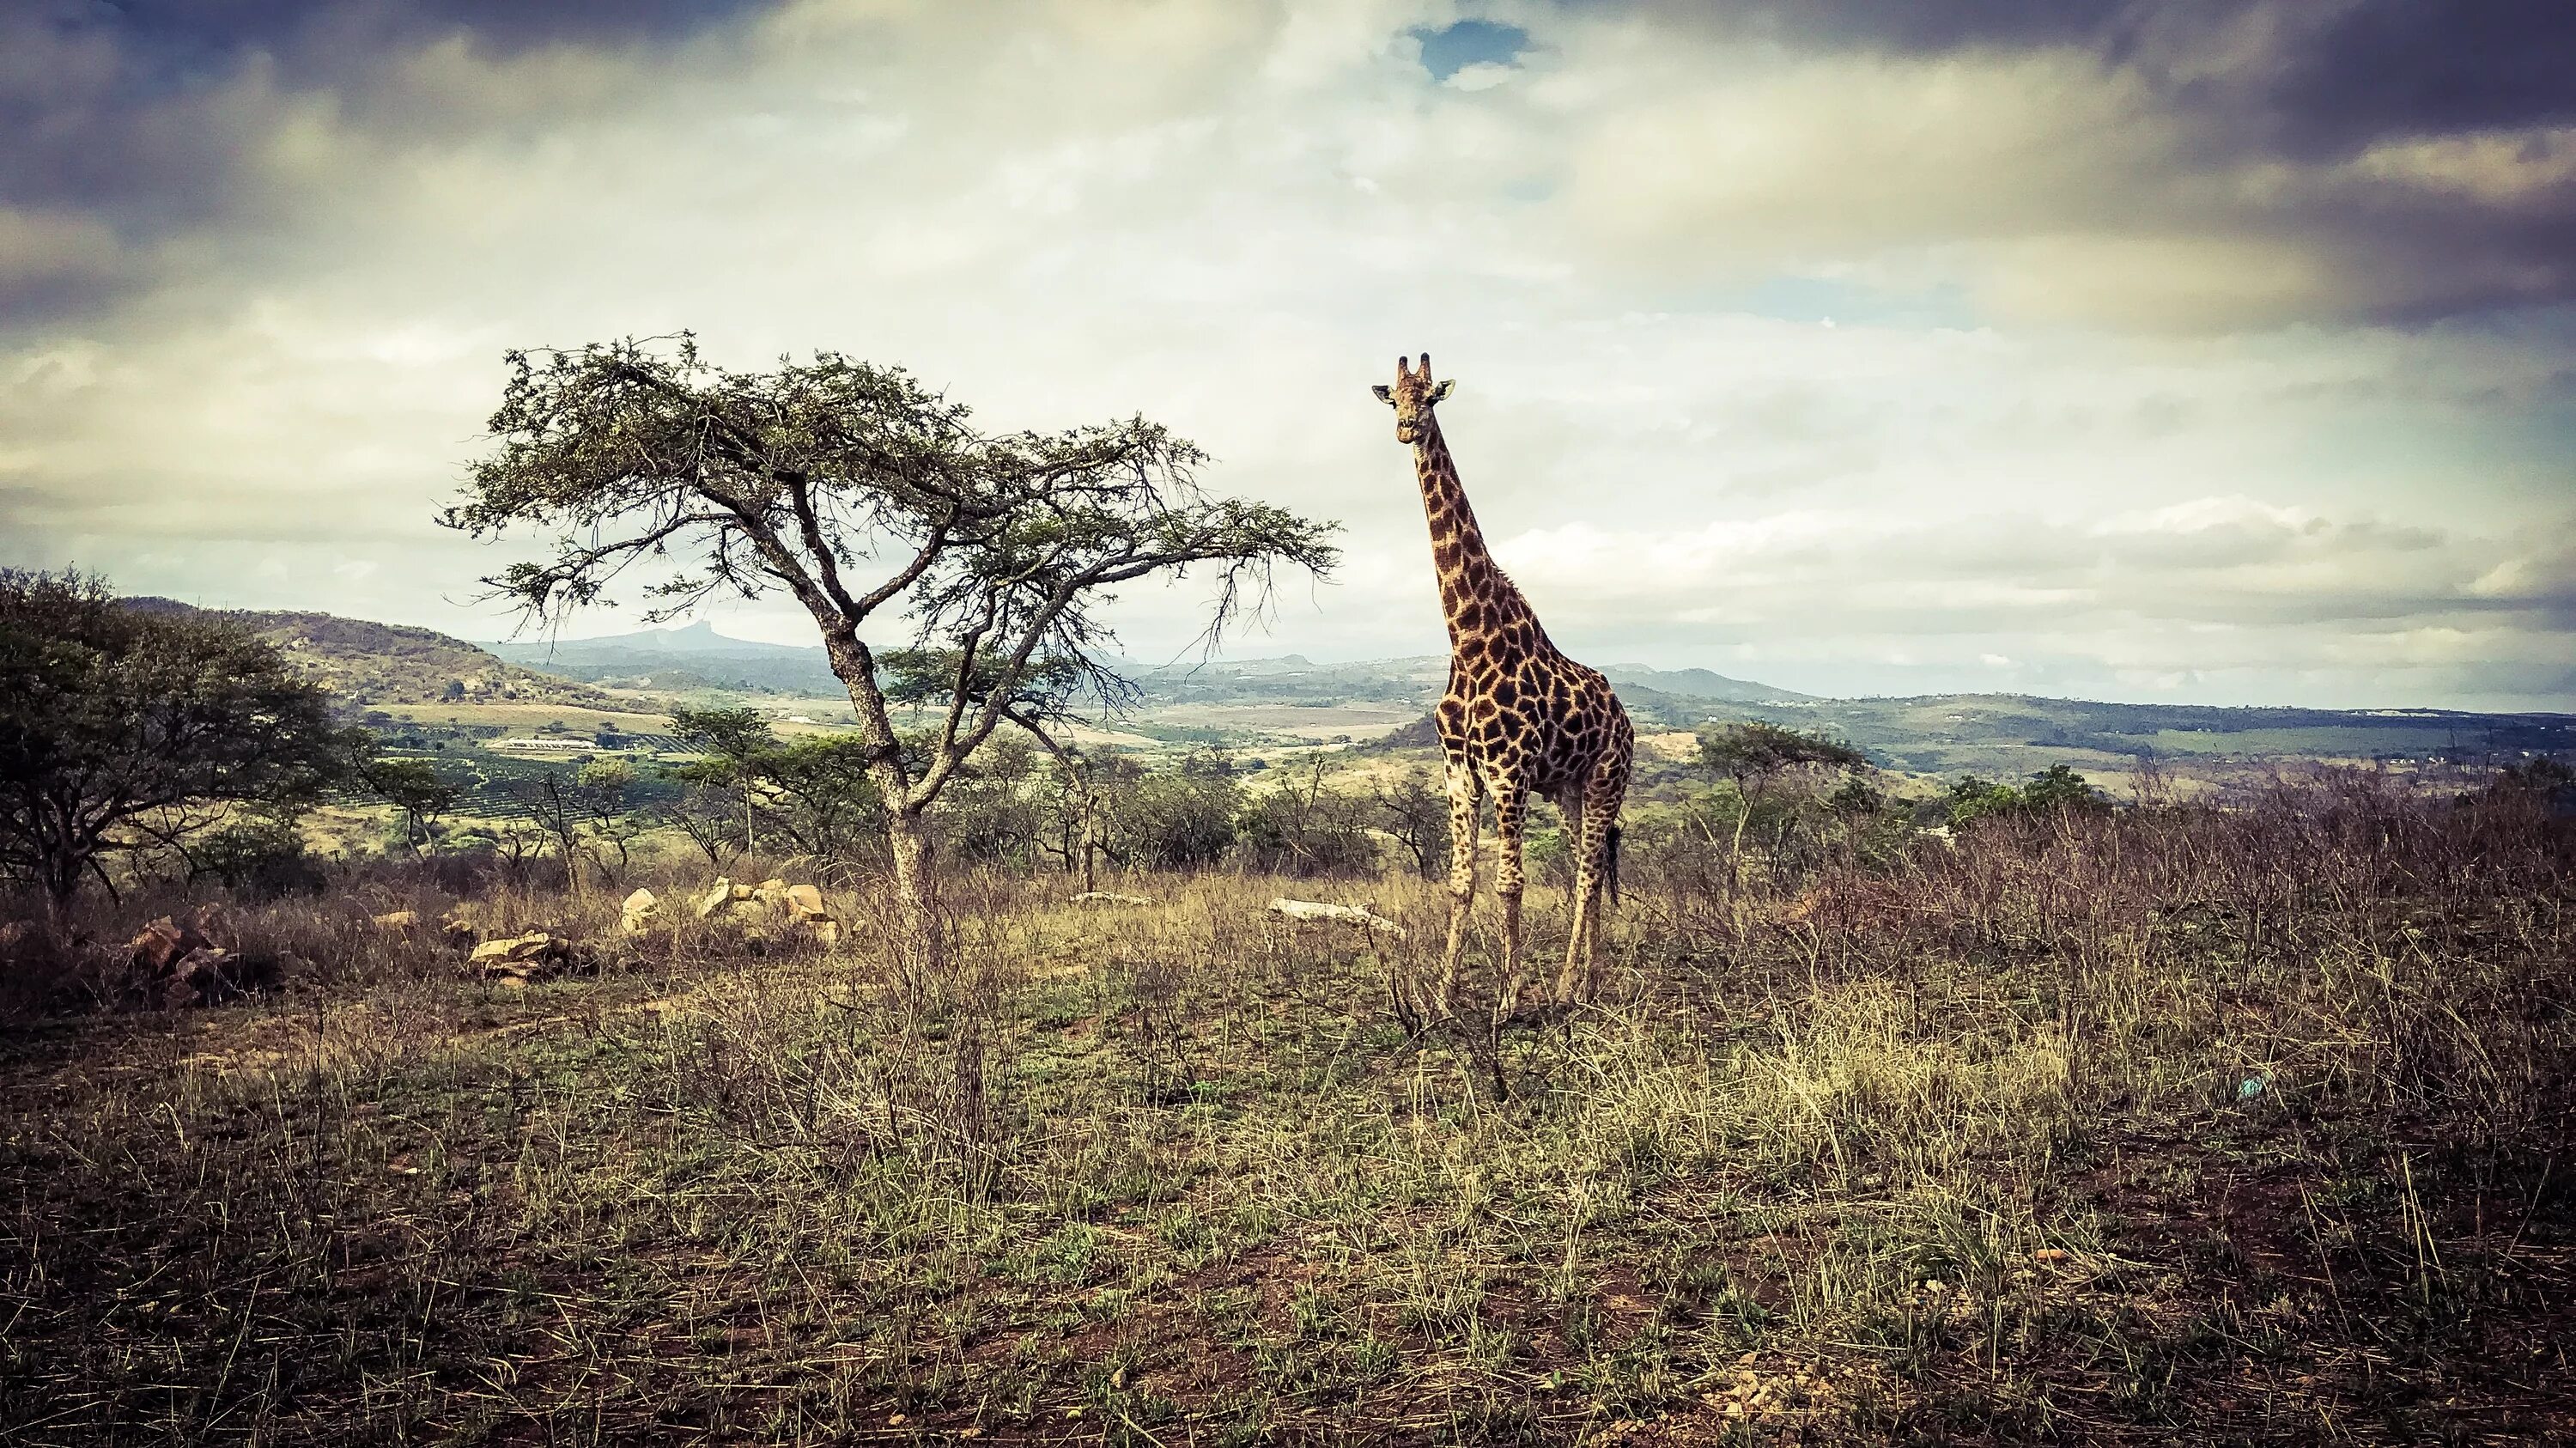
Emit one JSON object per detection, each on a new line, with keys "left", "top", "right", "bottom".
{"left": 5, "top": 773, "right": 2571, "bottom": 1444}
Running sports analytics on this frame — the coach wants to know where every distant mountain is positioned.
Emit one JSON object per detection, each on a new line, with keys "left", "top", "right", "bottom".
{"left": 486, "top": 621, "right": 843, "bottom": 693}
{"left": 1602, "top": 664, "right": 1814, "bottom": 703}
{"left": 122, "top": 599, "right": 608, "bottom": 708}
{"left": 490, "top": 620, "right": 824, "bottom": 661}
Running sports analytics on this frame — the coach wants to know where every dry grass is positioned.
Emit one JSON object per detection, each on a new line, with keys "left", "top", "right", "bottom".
{"left": 2, "top": 775, "right": 2570, "bottom": 1445}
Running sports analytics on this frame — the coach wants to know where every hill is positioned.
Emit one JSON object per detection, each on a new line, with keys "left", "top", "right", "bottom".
{"left": 1603, "top": 663, "right": 1814, "bottom": 703}
{"left": 1661, "top": 691, "right": 2576, "bottom": 783}
{"left": 122, "top": 599, "right": 612, "bottom": 709}
{"left": 486, "top": 621, "right": 847, "bottom": 693}
{"left": 140, "top": 601, "right": 2571, "bottom": 781}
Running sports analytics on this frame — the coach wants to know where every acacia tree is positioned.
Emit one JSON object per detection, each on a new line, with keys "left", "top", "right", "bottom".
{"left": 1695, "top": 721, "right": 1869, "bottom": 874}
{"left": 449, "top": 338, "right": 1338, "bottom": 954}
{"left": 1374, "top": 766, "right": 1451, "bottom": 879}
{"left": 358, "top": 756, "right": 462, "bottom": 858}
{"left": 0, "top": 571, "right": 345, "bottom": 920}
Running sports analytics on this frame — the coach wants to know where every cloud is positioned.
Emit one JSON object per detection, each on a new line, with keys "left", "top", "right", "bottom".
{"left": 1535, "top": 11, "right": 2576, "bottom": 328}
{"left": 0, "top": 0, "right": 780, "bottom": 325}
{"left": 0, "top": 0, "right": 2567, "bottom": 708}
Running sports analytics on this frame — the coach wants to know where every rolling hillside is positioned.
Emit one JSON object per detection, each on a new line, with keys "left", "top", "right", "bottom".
{"left": 122, "top": 599, "right": 613, "bottom": 709}
{"left": 167, "top": 602, "right": 2570, "bottom": 781}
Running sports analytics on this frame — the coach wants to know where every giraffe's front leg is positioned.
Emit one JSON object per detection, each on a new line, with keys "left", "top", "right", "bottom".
{"left": 1491, "top": 779, "right": 1530, "bottom": 1013}
{"left": 1434, "top": 753, "right": 1482, "bottom": 1015}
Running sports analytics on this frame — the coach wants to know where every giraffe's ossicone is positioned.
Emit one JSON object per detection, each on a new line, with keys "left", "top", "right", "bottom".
{"left": 1374, "top": 352, "right": 1634, "bottom": 1013}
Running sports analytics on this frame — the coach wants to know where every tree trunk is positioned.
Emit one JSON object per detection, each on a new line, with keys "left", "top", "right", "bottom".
{"left": 43, "top": 852, "right": 82, "bottom": 932}
{"left": 885, "top": 805, "right": 940, "bottom": 973}
{"left": 1080, "top": 794, "right": 1099, "bottom": 894}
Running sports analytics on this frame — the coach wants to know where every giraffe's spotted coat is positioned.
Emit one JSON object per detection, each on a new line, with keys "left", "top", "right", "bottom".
{"left": 1374, "top": 352, "right": 1635, "bottom": 1009}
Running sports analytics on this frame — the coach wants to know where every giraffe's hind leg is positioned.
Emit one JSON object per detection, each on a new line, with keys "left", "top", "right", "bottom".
{"left": 1555, "top": 758, "right": 1625, "bottom": 1006}
{"left": 1433, "top": 752, "right": 1482, "bottom": 1015}
{"left": 1490, "top": 778, "right": 1532, "bottom": 1013}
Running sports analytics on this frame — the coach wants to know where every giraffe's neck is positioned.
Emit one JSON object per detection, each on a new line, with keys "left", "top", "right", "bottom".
{"left": 1413, "top": 419, "right": 1536, "bottom": 654}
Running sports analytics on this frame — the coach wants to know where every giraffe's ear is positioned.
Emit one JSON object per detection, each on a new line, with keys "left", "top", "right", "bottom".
{"left": 1371, "top": 384, "right": 1394, "bottom": 404}
{"left": 1428, "top": 380, "right": 1455, "bottom": 404}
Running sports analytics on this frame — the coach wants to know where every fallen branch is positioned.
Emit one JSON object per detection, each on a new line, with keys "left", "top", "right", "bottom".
{"left": 1268, "top": 897, "right": 1405, "bottom": 938}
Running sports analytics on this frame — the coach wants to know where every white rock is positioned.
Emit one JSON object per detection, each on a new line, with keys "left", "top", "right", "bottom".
{"left": 621, "top": 888, "right": 661, "bottom": 935}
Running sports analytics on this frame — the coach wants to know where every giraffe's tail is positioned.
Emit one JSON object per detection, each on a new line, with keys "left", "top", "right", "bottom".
{"left": 1606, "top": 823, "right": 1622, "bottom": 905}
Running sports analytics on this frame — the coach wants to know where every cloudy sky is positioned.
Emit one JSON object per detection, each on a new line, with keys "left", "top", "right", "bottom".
{"left": 3, "top": 0, "right": 2573, "bottom": 709}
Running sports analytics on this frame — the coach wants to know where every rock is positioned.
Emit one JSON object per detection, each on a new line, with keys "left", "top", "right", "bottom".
{"left": 695, "top": 879, "right": 735, "bottom": 919}
{"left": 373, "top": 909, "right": 420, "bottom": 934}
{"left": 1267, "top": 897, "right": 1405, "bottom": 938}
{"left": 783, "top": 883, "right": 826, "bottom": 917}
{"left": 437, "top": 910, "right": 478, "bottom": 950}
{"left": 129, "top": 916, "right": 209, "bottom": 975}
{"left": 160, "top": 959, "right": 213, "bottom": 1009}
{"left": 469, "top": 930, "right": 562, "bottom": 976}
{"left": 1071, "top": 891, "right": 1153, "bottom": 907}
{"left": 620, "top": 888, "right": 661, "bottom": 936}
{"left": 161, "top": 946, "right": 271, "bottom": 1007}
{"left": 185, "top": 902, "right": 232, "bottom": 947}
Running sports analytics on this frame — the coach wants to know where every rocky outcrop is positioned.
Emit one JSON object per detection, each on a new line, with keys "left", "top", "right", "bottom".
{"left": 126, "top": 910, "right": 298, "bottom": 1007}
{"left": 691, "top": 877, "right": 840, "bottom": 947}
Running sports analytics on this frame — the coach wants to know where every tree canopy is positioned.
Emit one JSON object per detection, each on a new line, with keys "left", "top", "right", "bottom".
{"left": 1696, "top": 721, "right": 1868, "bottom": 789}
{"left": 447, "top": 338, "right": 1334, "bottom": 805}
{"left": 0, "top": 571, "right": 346, "bottom": 915}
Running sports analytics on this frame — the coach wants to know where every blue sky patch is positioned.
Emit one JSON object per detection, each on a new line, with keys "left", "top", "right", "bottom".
{"left": 1414, "top": 19, "right": 1528, "bottom": 82}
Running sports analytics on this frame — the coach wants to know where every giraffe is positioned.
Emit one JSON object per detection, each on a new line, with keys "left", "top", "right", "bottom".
{"left": 1373, "top": 352, "right": 1634, "bottom": 1013}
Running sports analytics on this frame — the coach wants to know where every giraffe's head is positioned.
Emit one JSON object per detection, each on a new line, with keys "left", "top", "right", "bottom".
{"left": 1371, "top": 352, "right": 1453, "bottom": 445}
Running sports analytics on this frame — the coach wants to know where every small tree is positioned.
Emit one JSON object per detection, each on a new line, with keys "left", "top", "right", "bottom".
{"left": 1696, "top": 721, "right": 1868, "bottom": 868}
{"left": 450, "top": 338, "right": 1337, "bottom": 959}
{"left": 1374, "top": 766, "right": 1452, "bottom": 879}
{"left": 515, "top": 771, "right": 589, "bottom": 892}
{"left": 665, "top": 707, "right": 888, "bottom": 876}
{"left": 575, "top": 758, "right": 646, "bottom": 878}
{"left": 667, "top": 706, "right": 770, "bottom": 862}
{"left": 1696, "top": 721, "right": 1867, "bottom": 791}
{"left": 1948, "top": 764, "right": 2108, "bottom": 828}
{"left": 359, "top": 756, "right": 463, "bottom": 859}
{"left": 2022, "top": 763, "right": 2109, "bottom": 814}
{"left": 1118, "top": 750, "right": 1242, "bottom": 869}
{"left": 1235, "top": 757, "right": 1377, "bottom": 876}
{"left": 0, "top": 572, "right": 346, "bottom": 920}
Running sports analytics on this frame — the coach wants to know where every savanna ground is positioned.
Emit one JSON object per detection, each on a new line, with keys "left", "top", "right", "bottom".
{"left": 3, "top": 774, "right": 2571, "bottom": 1445}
